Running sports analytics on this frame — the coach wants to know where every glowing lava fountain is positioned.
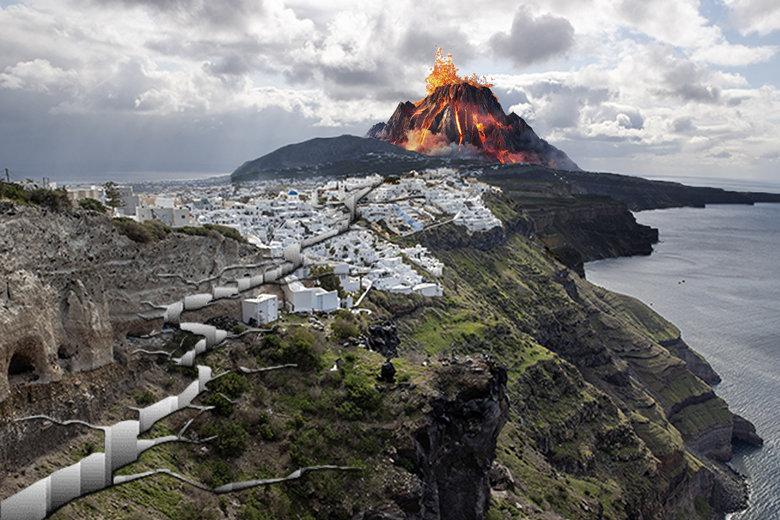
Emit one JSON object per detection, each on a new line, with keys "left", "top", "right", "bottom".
{"left": 367, "top": 48, "right": 579, "bottom": 170}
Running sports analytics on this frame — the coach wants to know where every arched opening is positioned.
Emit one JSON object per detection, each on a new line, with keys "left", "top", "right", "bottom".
{"left": 58, "top": 345, "right": 73, "bottom": 372}
{"left": 8, "top": 352, "right": 37, "bottom": 385}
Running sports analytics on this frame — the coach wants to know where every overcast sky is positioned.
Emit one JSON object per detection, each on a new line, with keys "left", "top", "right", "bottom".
{"left": 1, "top": 0, "right": 779, "bottom": 187}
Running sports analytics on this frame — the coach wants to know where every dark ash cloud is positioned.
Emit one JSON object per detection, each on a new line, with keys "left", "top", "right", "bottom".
{"left": 489, "top": 8, "right": 575, "bottom": 66}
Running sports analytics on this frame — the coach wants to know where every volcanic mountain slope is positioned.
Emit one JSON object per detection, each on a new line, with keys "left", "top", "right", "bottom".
{"left": 367, "top": 83, "right": 580, "bottom": 171}
{"left": 231, "top": 135, "right": 432, "bottom": 182}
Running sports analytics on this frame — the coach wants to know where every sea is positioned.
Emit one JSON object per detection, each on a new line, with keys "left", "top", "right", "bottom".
{"left": 585, "top": 202, "right": 780, "bottom": 519}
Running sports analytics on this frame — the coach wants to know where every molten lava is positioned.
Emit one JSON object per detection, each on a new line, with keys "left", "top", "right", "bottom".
{"left": 423, "top": 46, "right": 493, "bottom": 97}
{"left": 366, "top": 49, "right": 580, "bottom": 170}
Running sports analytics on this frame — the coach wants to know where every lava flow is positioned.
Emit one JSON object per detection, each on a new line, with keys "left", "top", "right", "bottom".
{"left": 366, "top": 47, "right": 579, "bottom": 170}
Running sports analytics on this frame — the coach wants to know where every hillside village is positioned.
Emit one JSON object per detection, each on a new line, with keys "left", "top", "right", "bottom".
{"left": 64, "top": 168, "right": 502, "bottom": 323}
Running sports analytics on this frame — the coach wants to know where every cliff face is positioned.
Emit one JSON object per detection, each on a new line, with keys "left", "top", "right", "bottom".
{"left": 523, "top": 195, "right": 659, "bottom": 275}
{"left": 0, "top": 201, "right": 265, "bottom": 473}
{"left": 0, "top": 193, "right": 756, "bottom": 520}
{"left": 478, "top": 177, "right": 659, "bottom": 276}
{"left": 388, "top": 192, "right": 752, "bottom": 519}
{"left": 413, "top": 362, "right": 509, "bottom": 520}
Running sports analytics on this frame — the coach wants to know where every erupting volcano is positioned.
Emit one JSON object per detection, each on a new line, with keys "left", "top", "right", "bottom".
{"left": 367, "top": 48, "right": 580, "bottom": 170}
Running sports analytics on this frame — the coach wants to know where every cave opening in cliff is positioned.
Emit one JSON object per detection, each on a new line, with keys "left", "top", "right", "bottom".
{"left": 8, "top": 352, "right": 37, "bottom": 385}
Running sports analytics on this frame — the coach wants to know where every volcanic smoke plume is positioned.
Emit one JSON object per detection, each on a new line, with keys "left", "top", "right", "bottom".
{"left": 367, "top": 48, "right": 580, "bottom": 170}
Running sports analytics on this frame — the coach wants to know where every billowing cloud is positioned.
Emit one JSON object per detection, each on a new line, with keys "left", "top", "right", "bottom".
{"left": 722, "top": 0, "right": 780, "bottom": 36}
{"left": 0, "top": 0, "right": 779, "bottom": 185}
{"left": 490, "top": 8, "right": 575, "bottom": 66}
{"left": 0, "top": 58, "right": 78, "bottom": 92}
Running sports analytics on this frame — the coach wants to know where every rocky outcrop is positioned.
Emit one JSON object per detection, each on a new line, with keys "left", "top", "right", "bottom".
{"left": 391, "top": 359, "right": 509, "bottom": 520}
{"left": 0, "top": 200, "right": 264, "bottom": 403}
{"left": 368, "top": 320, "right": 401, "bottom": 358}
{"left": 521, "top": 194, "right": 658, "bottom": 276}
{"left": 732, "top": 414, "right": 763, "bottom": 446}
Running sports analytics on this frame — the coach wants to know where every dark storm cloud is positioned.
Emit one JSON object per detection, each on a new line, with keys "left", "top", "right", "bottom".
{"left": 489, "top": 8, "right": 575, "bottom": 66}
{"left": 0, "top": 88, "right": 365, "bottom": 181}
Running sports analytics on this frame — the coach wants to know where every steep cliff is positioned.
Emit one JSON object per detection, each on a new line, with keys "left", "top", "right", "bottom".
{"left": 521, "top": 194, "right": 658, "bottom": 276}
{"left": 381, "top": 191, "right": 752, "bottom": 519}
{"left": 0, "top": 193, "right": 755, "bottom": 520}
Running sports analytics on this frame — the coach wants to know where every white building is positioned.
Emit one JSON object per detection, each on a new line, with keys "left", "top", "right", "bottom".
{"left": 282, "top": 279, "right": 340, "bottom": 314}
{"left": 333, "top": 263, "right": 361, "bottom": 293}
{"left": 242, "top": 295, "right": 279, "bottom": 325}
{"left": 136, "top": 207, "right": 195, "bottom": 227}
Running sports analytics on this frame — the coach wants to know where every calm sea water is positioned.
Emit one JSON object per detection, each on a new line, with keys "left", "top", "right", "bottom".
{"left": 586, "top": 203, "right": 780, "bottom": 519}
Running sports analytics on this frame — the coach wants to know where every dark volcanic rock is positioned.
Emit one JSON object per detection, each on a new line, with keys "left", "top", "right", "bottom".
{"left": 368, "top": 320, "right": 400, "bottom": 358}
{"left": 380, "top": 360, "right": 397, "bottom": 383}
{"left": 732, "top": 414, "right": 763, "bottom": 446}
{"left": 660, "top": 337, "right": 721, "bottom": 385}
{"left": 411, "top": 361, "right": 509, "bottom": 520}
{"left": 231, "top": 135, "right": 429, "bottom": 181}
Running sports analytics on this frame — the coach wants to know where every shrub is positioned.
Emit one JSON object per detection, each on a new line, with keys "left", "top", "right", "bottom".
{"left": 208, "top": 373, "right": 250, "bottom": 400}
{"left": 113, "top": 217, "right": 152, "bottom": 243}
{"left": 29, "top": 187, "right": 70, "bottom": 211}
{"left": 142, "top": 219, "right": 171, "bottom": 240}
{"left": 289, "top": 443, "right": 315, "bottom": 467}
{"left": 233, "top": 323, "right": 247, "bottom": 334}
{"left": 343, "top": 373, "right": 382, "bottom": 412}
{"left": 204, "top": 422, "right": 249, "bottom": 458}
{"left": 258, "top": 423, "right": 276, "bottom": 441}
{"left": 130, "top": 389, "right": 158, "bottom": 406}
{"left": 0, "top": 181, "right": 29, "bottom": 203}
{"left": 336, "top": 401, "right": 362, "bottom": 421}
{"left": 241, "top": 505, "right": 277, "bottom": 520}
{"left": 176, "top": 225, "right": 211, "bottom": 237}
{"left": 78, "top": 197, "right": 107, "bottom": 213}
{"left": 206, "top": 393, "right": 235, "bottom": 416}
{"left": 270, "top": 327, "right": 321, "bottom": 370}
{"left": 262, "top": 334, "right": 282, "bottom": 350}
{"left": 331, "top": 319, "right": 359, "bottom": 341}
{"left": 204, "top": 223, "right": 245, "bottom": 242}
{"left": 200, "top": 460, "right": 234, "bottom": 487}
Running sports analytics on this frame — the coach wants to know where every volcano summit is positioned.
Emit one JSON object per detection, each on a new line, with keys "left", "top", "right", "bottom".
{"left": 367, "top": 83, "right": 579, "bottom": 170}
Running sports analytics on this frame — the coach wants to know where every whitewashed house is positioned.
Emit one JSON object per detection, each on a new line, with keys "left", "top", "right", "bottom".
{"left": 314, "top": 288, "right": 339, "bottom": 312}
{"left": 242, "top": 295, "right": 279, "bottom": 325}
{"left": 282, "top": 278, "right": 341, "bottom": 314}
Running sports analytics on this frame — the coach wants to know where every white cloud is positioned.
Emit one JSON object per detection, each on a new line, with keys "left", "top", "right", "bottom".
{"left": 722, "top": 0, "right": 780, "bottom": 36}
{"left": 0, "top": 58, "right": 78, "bottom": 92}
{"left": 692, "top": 42, "right": 776, "bottom": 66}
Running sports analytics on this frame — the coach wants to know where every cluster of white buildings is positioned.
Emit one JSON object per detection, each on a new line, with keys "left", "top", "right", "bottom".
{"left": 358, "top": 169, "right": 502, "bottom": 234}
{"left": 65, "top": 169, "right": 507, "bottom": 324}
